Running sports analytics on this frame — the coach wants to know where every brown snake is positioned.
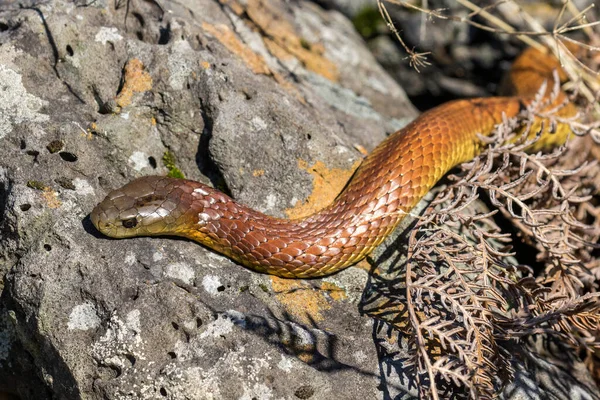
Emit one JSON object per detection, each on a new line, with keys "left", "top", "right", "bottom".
{"left": 91, "top": 47, "right": 577, "bottom": 278}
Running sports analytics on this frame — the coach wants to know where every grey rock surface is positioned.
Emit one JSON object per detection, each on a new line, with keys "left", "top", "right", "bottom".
{"left": 0, "top": 0, "right": 598, "bottom": 399}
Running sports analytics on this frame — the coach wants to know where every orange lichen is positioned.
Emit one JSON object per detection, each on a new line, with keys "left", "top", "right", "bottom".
{"left": 252, "top": 169, "right": 265, "bottom": 177}
{"left": 286, "top": 159, "right": 360, "bottom": 219}
{"left": 245, "top": 0, "right": 339, "bottom": 81}
{"left": 115, "top": 59, "right": 153, "bottom": 108}
{"left": 216, "top": 0, "right": 338, "bottom": 81}
{"left": 271, "top": 277, "right": 347, "bottom": 323}
{"left": 202, "top": 22, "right": 271, "bottom": 75}
{"left": 200, "top": 61, "right": 211, "bottom": 70}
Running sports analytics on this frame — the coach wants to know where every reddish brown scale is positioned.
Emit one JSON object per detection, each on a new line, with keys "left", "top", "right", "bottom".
{"left": 91, "top": 48, "right": 578, "bottom": 278}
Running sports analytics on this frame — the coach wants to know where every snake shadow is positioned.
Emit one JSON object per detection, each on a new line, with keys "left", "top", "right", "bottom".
{"left": 358, "top": 216, "right": 421, "bottom": 399}
{"left": 82, "top": 215, "right": 105, "bottom": 239}
{"left": 196, "top": 297, "right": 403, "bottom": 388}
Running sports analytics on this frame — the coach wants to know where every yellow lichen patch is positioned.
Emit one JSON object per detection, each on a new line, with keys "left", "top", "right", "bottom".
{"left": 296, "top": 350, "right": 318, "bottom": 364}
{"left": 42, "top": 188, "right": 62, "bottom": 209}
{"left": 286, "top": 159, "right": 361, "bottom": 219}
{"left": 200, "top": 61, "right": 211, "bottom": 70}
{"left": 354, "top": 259, "right": 372, "bottom": 273}
{"left": 115, "top": 59, "right": 153, "bottom": 108}
{"left": 252, "top": 169, "right": 265, "bottom": 177}
{"left": 245, "top": 0, "right": 339, "bottom": 81}
{"left": 81, "top": 129, "right": 94, "bottom": 140}
{"left": 271, "top": 277, "right": 332, "bottom": 323}
{"left": 202, "top": 22, "right": 271, "bottom": 75}
{"left": 27, "top": 181, "right": 60, "bottom": 208}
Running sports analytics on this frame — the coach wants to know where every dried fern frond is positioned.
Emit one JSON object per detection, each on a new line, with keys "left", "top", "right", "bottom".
{"left": 363, "top": 65, "right": 600, "bottom": 398}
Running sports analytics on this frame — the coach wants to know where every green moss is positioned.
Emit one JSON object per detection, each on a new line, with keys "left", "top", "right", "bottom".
{"left": 27, "top": 180, "right": 47, "bottom": 190}
{"left": 55, "top": 177, "right": 76, "bottom": 190}
{"left": 46, "top": 140, "right": 64, "bottom": 154}
{"left": 299, "top": 38, "right": 311, "bottom": 50}
{"left": 162, "top": 151, "right": 185, "bottom": 179}
{"left": 352, "top": 6, "right": 383, "bottom": 39}
{"left": 258, "top": 283, "right": 270, "bottom": 293}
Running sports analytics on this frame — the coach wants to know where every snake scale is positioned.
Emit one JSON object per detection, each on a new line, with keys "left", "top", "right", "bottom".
{"left": 91, "top": 47, "right": 577, "bottom": 278}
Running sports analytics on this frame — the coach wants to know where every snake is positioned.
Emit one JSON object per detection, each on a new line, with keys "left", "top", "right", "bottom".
{"left": 91, "top": 47, "right": 578, "bottom": 278}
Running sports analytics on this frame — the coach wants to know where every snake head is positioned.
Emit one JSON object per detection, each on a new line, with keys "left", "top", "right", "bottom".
{"left": 91, "top": 176, "right": 217, "bottom": 239}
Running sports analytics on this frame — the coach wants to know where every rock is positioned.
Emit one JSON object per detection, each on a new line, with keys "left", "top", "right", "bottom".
{"left": 309, "top": 0, "right": 374, "bottom": 19}
{"left": 0, "top": 0, "right": 415, "bottom": 399}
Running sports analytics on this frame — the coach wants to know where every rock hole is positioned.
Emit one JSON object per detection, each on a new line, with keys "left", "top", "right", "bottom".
{"left": 136, "top": 31, "right": 144, "bottom": 41}
{"left": 132, "top": 12, "right": 145, "bottom": 27}
{"left": 0, "top": 22, "right": 9, "bottom": 32}
{"left": 26, "top": 150, "right": 39, "bottom": 163}
{"left": 124, "top": 353, "right": 136, "bottom": 367}
{"left": 66, "top": 45, "right": 74, "bottom": 56}
{"left": 44, "top": 244, "right": 52, "bottom": 251}
{"left": 167, "top": 351, "right": 176, "bottom": 359}
{"left": 171, "top": 322, "right": 179, "bottom": 330}
{"left": 159, "top": 387, "right": 167, "bottom": 397}
{"left": 148, "top": 156, "right": 157, "bottom": 169}
{"left": 98, "top": 176, "right": 109, "bottom": 188}
{"left": 20, "top": 139, "right": 26, "bottom": 149}
{"left": 109, "top": 364, "right": 122, "bottom": 378}
{"left": 306, "top": 134, "right": 311, "bottom": 140}
{"left": 196, "top": 318, "right": 202, "bottom": 328}
{"left": 20, "top": 204, "right": 31, "bottom": 211}
{"left": 158, "top": 25, "right": 171, "bottom": 45}
{"left": 217, "top": 285, "right": 225, "bottom": 292}
{"left": 59, "top": 152, "right": 78, "bottom": 162}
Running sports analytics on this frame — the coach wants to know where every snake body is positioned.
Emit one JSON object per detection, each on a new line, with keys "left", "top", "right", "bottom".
{"left": 91, "top": 48, "right": 575, "bottom": 278}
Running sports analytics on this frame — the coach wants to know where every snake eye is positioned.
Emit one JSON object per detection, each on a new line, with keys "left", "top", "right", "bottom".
{"left": 122, "top": 218, "right": 138, "bottom": 229}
